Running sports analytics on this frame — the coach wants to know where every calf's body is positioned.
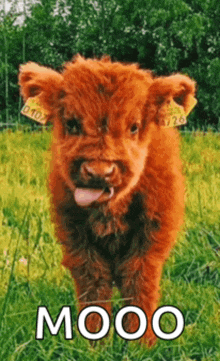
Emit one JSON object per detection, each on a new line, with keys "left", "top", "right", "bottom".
{"left": 19, "top": 55, "right": 195, "bottom": 345}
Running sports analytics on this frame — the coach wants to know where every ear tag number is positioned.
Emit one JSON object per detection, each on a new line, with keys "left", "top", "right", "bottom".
{"left": 21, "top": 96, "right": 49, "bottom": 124}
{"left": 163, "top": 100, "right": 186, "bottom": 127}
{"left": 162, "top": 96, "right": 197, "bottom": 128}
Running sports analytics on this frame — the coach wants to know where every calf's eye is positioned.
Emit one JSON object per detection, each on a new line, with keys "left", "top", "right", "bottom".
{"left": 66, "top": 119, "right": 82, "bottom": 135}
{"left": 130, "top": 123, "right": 139, "bottom": 134}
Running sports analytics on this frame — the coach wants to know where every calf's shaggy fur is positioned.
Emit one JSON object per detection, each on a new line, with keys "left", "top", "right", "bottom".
{"left": 19, "top": 55, "right": 195, "bottom": 346}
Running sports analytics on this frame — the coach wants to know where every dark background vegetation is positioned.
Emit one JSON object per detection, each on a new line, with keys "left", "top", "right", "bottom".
{"left": 0, "top": 0, "right": 220, "bottom": 130}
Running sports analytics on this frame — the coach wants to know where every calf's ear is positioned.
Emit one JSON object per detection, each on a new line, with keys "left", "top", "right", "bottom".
{"left": 147, "top": 74, "right": 197, "bottom": 125}
{"left": 18, "top": 62, "right": 64, "bottom": 121}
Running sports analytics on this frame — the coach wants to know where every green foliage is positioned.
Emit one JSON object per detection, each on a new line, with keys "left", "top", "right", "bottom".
{"left": 1, "top": 0, "right": 220, "bottom": 128}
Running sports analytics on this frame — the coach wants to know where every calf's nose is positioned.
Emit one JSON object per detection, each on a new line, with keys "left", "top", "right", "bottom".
{"left": 82, "top": 161, "right": 115, "bottom": 179}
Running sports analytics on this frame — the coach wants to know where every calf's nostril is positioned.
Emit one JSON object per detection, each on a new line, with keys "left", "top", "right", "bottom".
{"left": 85, "top": 165, "right": 96, "bottom": 177}
{"left": 105, "top": 165, "right": 115, "bottom": 177}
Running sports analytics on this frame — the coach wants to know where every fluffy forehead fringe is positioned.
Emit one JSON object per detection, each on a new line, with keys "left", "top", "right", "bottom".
{"left": 63, "top": 54, "right": 153, "bottom": 84}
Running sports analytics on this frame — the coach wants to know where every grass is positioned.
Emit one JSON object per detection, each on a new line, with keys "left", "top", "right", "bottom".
{"left": 0, "top": 129, "right": 219, "bottom": 361}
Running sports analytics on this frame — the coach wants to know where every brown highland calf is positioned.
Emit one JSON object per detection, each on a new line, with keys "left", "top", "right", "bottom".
{"left": 19, "top": 55, "right": 196, "bottom": 346}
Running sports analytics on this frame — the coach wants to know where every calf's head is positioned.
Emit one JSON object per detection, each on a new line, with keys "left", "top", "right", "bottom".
{"left": 19, "top": 55, "right": 195, "bottom": 211}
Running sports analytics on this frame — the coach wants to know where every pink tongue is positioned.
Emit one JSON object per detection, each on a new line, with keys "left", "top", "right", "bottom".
{"left": 74, "top": 188, "right": 104, "bottom": 207}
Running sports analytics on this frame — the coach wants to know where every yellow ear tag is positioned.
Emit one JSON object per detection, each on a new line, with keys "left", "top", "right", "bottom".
{"left": 21, "top": 96, "right": 49, "bottom": 124}
{"left": 161, "top": 95, "right": 197, "bottom": 128}
{"left": 162, "top": 100, "right": 186, "bottom": 127}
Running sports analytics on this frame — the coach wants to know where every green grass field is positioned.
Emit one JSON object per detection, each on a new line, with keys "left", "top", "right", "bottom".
{"left": 0, "top": 129, "right": 219, "bottom": 361}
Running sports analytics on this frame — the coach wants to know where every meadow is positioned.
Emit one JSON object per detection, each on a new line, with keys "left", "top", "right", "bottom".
{"left": 0, "top": 129, "right": 219, "bottom": 361}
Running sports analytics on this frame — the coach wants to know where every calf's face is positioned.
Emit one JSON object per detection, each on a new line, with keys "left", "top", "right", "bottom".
{"left": 56, "top": 61, "right": 155, "bottom": 210}
{"left": 19, "top": 56, "right": 195, "bottom": 211}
